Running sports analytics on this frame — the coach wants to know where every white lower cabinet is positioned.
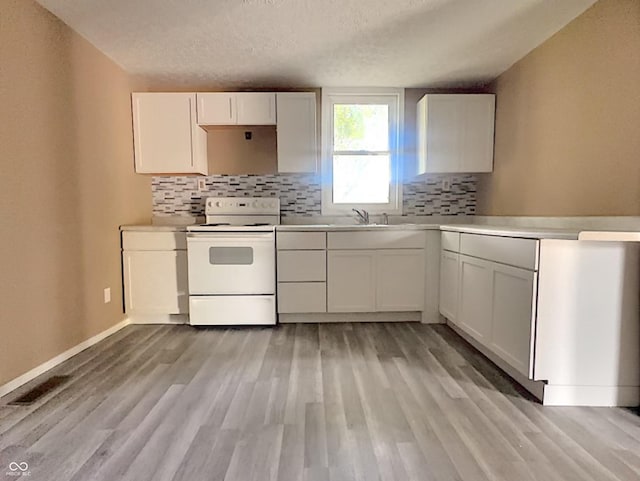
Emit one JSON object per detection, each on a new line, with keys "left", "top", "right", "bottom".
{"left": 458, "top": 254, "right": 493, "bottom": 343}
{"left": 327, "top": 249, "right": 425, "bottom": 313}
{"left": 327, "top": 250, "right": 376, "bottom": 312}
{"left": 439, "top": 250, "right": 459, "bottom": 322}
{"left": 456, "top": 253, "right": 536, "bottom": 376}
{"left": 490, "top": 264, "right": 536, "bottom": 377}
{"left": 277, "top": 282, "right": 326, "bottom": 313}
{"left": 376, "top": 249, "right": 425, "bottom": 311}
{"left": 123, "top": 250, "right": 189, "bottom": 314}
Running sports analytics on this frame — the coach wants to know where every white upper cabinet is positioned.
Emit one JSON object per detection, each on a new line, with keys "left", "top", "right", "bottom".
{"left": 197, "top": 93, "right": 236, "bottom": 125}
{"left": 416, "top": 94, "right": 495, "bottom": 174}
{"left": 236, "top": 93, "right": 276, "bottom": 125}
{"left": 132, "top": 93, "right": 207, "bottom": 175}
{"left": 276, "top": 92, "right": 318, "bottom": 173}
{"left": 196, "top": 92, "right": 276, "bottom": 125}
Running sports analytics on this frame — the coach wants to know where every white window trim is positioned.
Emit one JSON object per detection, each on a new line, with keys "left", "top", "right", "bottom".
{"left": 321, "top": 87, "right": 404, "bottom": 216}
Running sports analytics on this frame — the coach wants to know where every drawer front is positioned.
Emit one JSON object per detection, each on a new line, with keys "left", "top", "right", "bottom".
{"left": 277, "top": 232, "right": 326, "bottom": 250}
{"left": 122, "top": 231, "right": 187, "bottom": 250}
{"left": 328, "top": 230, "right": 426, "bottom": 250}
{"left": 441, "top": 231, "right": 460, "bottom": 252}
{"left": 277, "top": 283, "right": 327, "bottom": 313}
{"left": 277, "top": 251, "right": 326, "bottom": 282}
{"left": 460, "top": 234, "right": 538, "bottom": 270}
{"left": 189, "top": 295, "right": 276, "bottom": 325}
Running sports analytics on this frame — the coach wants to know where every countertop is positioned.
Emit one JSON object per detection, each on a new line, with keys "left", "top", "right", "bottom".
{"left": 120, "top": 222, "right": 582, "bottom": 239}
{"left": 121, "top": 221, "right": 640, "bottom": 241}
{"left": 578, "top": 231, "right": 640, "bottom": 242}
{"left": 275, "top": 223, "right": 441, "bottom": 232}
{"left": 439, "top": 224, "right": 580, "bottom": 240}
{"left": 120, "top": 225, "right": 187, "bottom": 232}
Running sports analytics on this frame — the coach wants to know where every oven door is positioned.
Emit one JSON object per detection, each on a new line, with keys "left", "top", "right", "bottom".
{"left": 187, "top": 233, "right": 275, "bottom": 295}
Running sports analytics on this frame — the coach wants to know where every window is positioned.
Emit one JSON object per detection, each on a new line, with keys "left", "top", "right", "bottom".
{"left": 321, "top": 88, "right": 404, "bottom": 215}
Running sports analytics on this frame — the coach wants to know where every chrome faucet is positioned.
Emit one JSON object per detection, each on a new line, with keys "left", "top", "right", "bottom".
{"left": 352, "top": 208, "right": 370, "bottom": 224}
{"left": 382, "top": 213, "right": 389, "bottom": 225}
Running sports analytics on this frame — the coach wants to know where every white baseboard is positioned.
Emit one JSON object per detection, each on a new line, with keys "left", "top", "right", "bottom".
{"left": 129, "top": 313, "right": 188, "bottom": 325}
{"left": 543, "top": 385, "right": 640, "bottom": 407}
{"left": 278, "top": 312, "right": 422, "bottom": 323}
{"left": 0, "top": 317, "right": 131, "bottom": 399}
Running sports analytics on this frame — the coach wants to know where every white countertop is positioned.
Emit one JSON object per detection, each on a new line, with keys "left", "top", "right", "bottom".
{"left": 120, "top": 222, "right": 640, "bottom": 241}
{"left": 578, "top": 231, "right": 640, "bottom": 242}
{"left": 120, "top": 225, "right": 188, "bottom": 232}
{"left": 440, "top": 224, "right": 580, "bottom": 240}
{"left": 275, "top": 223, "right": 441, "bottom": 232}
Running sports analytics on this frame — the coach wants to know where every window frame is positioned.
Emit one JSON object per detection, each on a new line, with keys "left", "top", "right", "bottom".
{"left": 321, "top": 87, "right": 404, "bottom": 216}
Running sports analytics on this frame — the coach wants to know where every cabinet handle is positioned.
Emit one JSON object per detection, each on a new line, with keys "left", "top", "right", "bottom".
{"left": 229, "top": 97, "right": 233, "bottom": 120}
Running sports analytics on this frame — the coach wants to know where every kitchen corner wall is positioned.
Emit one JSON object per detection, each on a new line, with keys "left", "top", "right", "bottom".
{"left": 477, "top": 0, "right": 640, "bottom": 216}
{"left": 152, "top": 173, "right": 477, "bottom": 217}
{"left": 0, "top": 0, "right": 151, "bottom": 387}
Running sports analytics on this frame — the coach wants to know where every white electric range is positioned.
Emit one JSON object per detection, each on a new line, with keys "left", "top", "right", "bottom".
{"left": 186, "top": 197, "right": 280, "bottom": 326}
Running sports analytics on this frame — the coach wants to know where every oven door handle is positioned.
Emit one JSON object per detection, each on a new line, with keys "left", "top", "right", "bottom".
{"left": 187, "top": 233, "right": 274, "bottom": 242}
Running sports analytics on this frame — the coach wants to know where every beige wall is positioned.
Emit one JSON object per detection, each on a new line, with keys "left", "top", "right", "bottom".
{"left": 0, "top": 0, "right": 151, "bottom": 387}
{"left": 477, "top": 0, "right": 640, "bottom": 216}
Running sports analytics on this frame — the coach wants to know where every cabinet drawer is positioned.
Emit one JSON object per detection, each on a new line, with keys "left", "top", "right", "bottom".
{"left": 441, "top": 231, "right": 460, "bottom": 252}
{"left": 122, "top": 231, "right": 187, "bottom": 250}
{"left": 460, "top": 234, "right": 538, "bottom": 270}
{"left": 277, "top": 232, "right": 326, "bottom": 250}
{"left": 328, "top": 230, "right": 426, "bottom": 250}
{"left": 277, "top": 251, "right": 326, "bottom": 282}
{"left": 277, "top": 282, "right": 326, "bottom": 313}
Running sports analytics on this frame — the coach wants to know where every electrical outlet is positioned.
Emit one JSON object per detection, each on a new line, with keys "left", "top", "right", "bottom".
{"left": 441, "top": 178, "right": 451, "bottom": 192}
{"left": 103, "top": 287, "right": 111, "bottom": 304}
{"left": 197, "top": 178, "right": 207, "bottom": 192}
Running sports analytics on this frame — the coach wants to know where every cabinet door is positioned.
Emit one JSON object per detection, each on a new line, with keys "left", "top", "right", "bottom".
{"left": 132, "top": 93, "right": 206, "bottom": 174}
{"left": 236, "top": 93, "right": 276, "bottom": 125}
{"left": 458, "top": 254, "right": 493, "bottom": 343}
{"left": 327, "top": 250, "right": 375, "bottom": 312}
{"left": 417, "top": 94, "right": 495, "bottom": 174}
{"left": 439, "top": 250, "right": 459, "bottom": 323}
{"left": 424, "top": 95, "right": 463, "bottom": 174}
{"left": 460, "top": 95, "right": 495, "bottom": 173}
{"left": 196, "top": 93, "right": 236, "bottom": 125}
{"left": 123, "top": 251, "right": 188, "bottom": 314}
{"left": 490, "top": 264, "right": 536, "bottom": 377}
{"left": 376, "top": 249, "right": 425, "bottom": 311}
{"left": 276, "top": 93, "right": 317, "bottom": 173}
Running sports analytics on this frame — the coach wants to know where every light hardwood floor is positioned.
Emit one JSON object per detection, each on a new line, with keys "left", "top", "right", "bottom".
{"left": 1, "top": 323, "right": 640, "bottom": 481}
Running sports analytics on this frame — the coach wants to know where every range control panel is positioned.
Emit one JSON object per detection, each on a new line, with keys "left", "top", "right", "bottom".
{"left": 205, "top": 197, "right": 281, "bottom": 216}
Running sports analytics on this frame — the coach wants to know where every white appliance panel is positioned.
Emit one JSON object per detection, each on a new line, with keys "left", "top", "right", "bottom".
{"left": 187, "top": 233, "right": 275, "bottom": 295}
{"left": 190, "top": 295, "right": 276, "bottom": 325}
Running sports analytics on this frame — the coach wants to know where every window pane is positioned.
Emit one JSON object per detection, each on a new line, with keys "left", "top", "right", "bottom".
{"left": 333, "top": 104, "right": 389, "bottom": 151}
{"left": 333, "top": 155, "right": 390, "bottom": 204}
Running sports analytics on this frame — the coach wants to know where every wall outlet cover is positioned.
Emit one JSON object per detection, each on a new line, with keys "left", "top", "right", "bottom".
{"left": 441, "top": 178, "right": 451, "bottom": 192}
{"left": 103, "top": 288, "right": 111, "bottom": 304}
{"left": 197, "top": 178, "right": 207, "bottom": 192}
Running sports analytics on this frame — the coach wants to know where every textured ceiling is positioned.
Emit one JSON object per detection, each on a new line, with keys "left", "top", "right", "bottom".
{"left": 36, "top": 0, "right": 597, "bottom": 88}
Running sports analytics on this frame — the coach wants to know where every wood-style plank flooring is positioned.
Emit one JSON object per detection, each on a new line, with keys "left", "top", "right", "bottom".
{"left": 1, "top": 323, "right": 640, "bottom": 481}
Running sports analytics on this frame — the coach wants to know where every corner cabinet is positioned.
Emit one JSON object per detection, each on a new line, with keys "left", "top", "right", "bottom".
{"left": 416, "top": 94, "right": 495, "bottom": 174}
{"left": 132, "top": 93, "right": 207, "bottom": 175}
{"left": 276, "top": 92, "right": 318, "bottom": 173}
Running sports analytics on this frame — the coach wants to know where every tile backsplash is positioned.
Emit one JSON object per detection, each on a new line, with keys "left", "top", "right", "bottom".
{"left": 152, "top": 173, "right": 476, "bottom": 217}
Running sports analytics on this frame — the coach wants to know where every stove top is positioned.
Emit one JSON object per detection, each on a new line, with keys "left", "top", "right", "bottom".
{"left": 196, "top": 196, "right": 281, "bottom": 231}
